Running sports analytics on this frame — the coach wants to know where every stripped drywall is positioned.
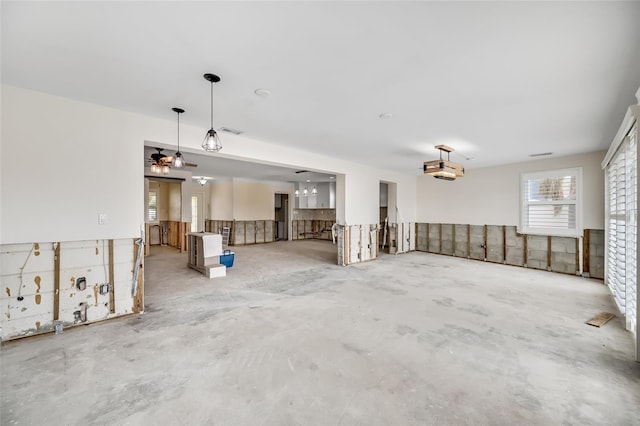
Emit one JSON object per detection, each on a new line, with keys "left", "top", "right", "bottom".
{"left": 414, "top": 223, "right": 604, "bottom": 279}
{"left": 337, "top": 224, "right": 379, "bottom": 266}
{"left": 1, "top": 238, "right": 141, "bottom": 341}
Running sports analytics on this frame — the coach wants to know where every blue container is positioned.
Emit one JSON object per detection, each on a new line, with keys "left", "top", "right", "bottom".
{"left": 220, "top": 250, "right": 235, "bottom": 268}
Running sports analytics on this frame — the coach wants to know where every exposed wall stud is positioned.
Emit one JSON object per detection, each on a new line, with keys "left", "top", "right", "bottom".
{"left": 53, "top": 243, "right": 61, "bottom": 321}
{"left": 583, "top": 229, "right": 590, "bottom": 276}
{"left": 108, "top": 239, "right": 115, "bottom": 314}
{"left": 547, "top": 236, "right": 552, "bottom": 271}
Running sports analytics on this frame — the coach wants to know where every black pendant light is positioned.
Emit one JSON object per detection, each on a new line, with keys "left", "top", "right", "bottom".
{"left": 171, "top": 107, "right": 185, "bottom": 168}
{"left": 202, "top": 73, "right": 222, "bottom": 153}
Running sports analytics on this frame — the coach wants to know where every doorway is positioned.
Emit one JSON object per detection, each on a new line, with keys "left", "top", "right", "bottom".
{"left": 275, "top": 193, "right": 289, "bottom": 241}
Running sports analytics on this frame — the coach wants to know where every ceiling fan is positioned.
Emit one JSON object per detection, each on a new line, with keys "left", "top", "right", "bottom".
{"left": 147, "top": 148, "right": 197, "bottom": 173}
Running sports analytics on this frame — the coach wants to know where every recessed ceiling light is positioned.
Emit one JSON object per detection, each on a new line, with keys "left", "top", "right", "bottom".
{"left": 379, "top": 113, "right": 393, "bottom": 119}
{"left": 329, "top": 176, "right": 335, "bottom": 179}
{"left": 529, "top": 152, "right": 553, "bottom": 157}
{"left": 306, "top": 179, "right": 311, "bottom": 182}
{"left": 254, "top": 89, "right": 271, "bottom": 97}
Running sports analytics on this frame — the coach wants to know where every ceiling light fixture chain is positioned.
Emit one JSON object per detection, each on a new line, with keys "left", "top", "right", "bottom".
{"left": 202, "top": 73, "right": 223, "bottom": 153}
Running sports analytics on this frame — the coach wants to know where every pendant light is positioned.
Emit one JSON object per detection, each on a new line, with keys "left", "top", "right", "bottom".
{"left": 311, "top": 186, "right": 318, "bottom": 195}
{"left": 171, "top": 107, "right": 185, "bottom": 168}
{"left": 303, "top": 187, "right": 309, "bottom": 196}
{"left": 202, "top": 73, "right": 222, "bottom": 153}
{"left": 294, "top": 188, "right": 300, "bottom": 197}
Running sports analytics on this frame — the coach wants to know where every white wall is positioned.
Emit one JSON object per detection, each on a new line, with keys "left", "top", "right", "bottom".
{"left": 416, "top": 151, "right": 605, "bottom": 229}
{"left": 1, "top": 86, "right": 143, "bottom": 243}
{"left": 2, "top": 85, "right": 417, "bottom": 245}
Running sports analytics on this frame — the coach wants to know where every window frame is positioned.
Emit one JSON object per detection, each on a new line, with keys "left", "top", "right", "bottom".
{"left": 519, "top": 167, "right": 583, "bottom": 237}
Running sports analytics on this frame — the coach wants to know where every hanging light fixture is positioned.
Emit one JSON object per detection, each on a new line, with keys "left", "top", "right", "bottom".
{"left": 202, "top": 73, "right": 222, "bottom": 153}
{"left": 171, "top": 107, "right": 185, "bottom": 168}
{"left": 423, "top": 145, "right": 465, "bottom": 181}
{"left": 303, "top": 187, "right": 309, "bottom": 196}
{"left": 311, "top": 186, "right": 318, "bottom": 195}
{"left": 197, "top": 177, "right": 208, "bottom": 186}
{"left": 294, "top": 188, "right": 300, "bottom": 197}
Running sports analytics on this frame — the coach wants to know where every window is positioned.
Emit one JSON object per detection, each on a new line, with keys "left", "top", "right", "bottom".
{"left": 191, "top": 195, "right": 198, "bottom": 232}
{"left": 148, "top": 191, "right": 158, "bottom": 222}
{"left": 605, "top": 127, "right": 637, "bottom": 332}
{"left": 520, "top": 167, "right": 582, "bottom": 237}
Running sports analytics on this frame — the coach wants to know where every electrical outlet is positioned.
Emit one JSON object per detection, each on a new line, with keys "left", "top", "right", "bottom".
{"left": 76, "top": 277, "right": 86, "bottom": 291}
{"left": 98, "top": 213, "right": 108, "bottom": 225}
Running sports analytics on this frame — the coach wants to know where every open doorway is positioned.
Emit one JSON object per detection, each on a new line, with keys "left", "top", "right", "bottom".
{"left": 379, "top": 181, "right": 398, "bottom": 253}
{"left": 275, "top": 193, "right": 289, "bottom": 241}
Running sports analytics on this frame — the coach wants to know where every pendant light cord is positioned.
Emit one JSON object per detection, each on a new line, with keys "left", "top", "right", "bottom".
{"left": 177, "top": 112, "right": 180, "bottom": 151}
{"left": 210, "top": 82, "right": 214, "bottom": 129}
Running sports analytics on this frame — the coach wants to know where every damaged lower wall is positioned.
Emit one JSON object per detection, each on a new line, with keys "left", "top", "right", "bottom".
{"left": 415, "top": 223, "right": 604, "bottom": 279}
{"left": 337, "top": 224, "right": 379, "bottom": 266}
{"left": 292, "top": 220, "right": 335, "bottom": 241}
{"left": 385, "top": 223, "right": 416, "bottom": 254}
{"left": 1, "top": 238, "right": 142, "bottom": 341}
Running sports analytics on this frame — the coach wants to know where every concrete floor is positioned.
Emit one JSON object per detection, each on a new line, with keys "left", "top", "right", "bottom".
{"left": 1, "top": 240, "right": 639, "bottom": 425}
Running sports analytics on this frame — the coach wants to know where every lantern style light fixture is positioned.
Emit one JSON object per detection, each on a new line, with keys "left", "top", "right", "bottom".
{"left": 423, "top": 145, "right": 465, "bottom": 181}
{"left": 171, "top": 107, "right": 185, "bottom": 168}
{"left": 202, "top": 73, "right": 223, "bottom": 153}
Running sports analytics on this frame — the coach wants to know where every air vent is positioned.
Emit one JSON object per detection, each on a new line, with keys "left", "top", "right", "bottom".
{"left": 529, "top": 152, "right": 553, "bottom": 157}
{"left": 219, "top": 127, "right": 243, "bottom": 135}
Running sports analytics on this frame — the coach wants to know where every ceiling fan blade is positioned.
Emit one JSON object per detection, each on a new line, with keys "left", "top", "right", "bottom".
{"left": 184, "top": 162, "right": 198, "bottom": 167}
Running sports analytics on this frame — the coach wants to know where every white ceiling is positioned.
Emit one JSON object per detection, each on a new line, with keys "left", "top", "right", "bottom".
{"left": 3, "top": 1, "right": 640, "bottom": 176}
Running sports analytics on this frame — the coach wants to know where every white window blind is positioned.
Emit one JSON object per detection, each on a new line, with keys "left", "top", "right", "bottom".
{"left": 607, "top": 148, "right": 626, "bottom": 313}
{"left": 520, "top": 167, "right": 583, "bottom": 237}
{"left": 148, "top": 191, "right": 158, "bottom": 222}
{"left": 191, "top": 196, "right": 198, "bottom": 233}
{"left": 625, "top": 129, "right": 637, "bottom": 333}
{"left": 605, "top": 125, "right": 638, "bottom": 335}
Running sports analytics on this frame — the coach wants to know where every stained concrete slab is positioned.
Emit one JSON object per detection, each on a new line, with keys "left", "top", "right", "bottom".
{"left": 1, "top": 241, "right": 639, "bottom": 425}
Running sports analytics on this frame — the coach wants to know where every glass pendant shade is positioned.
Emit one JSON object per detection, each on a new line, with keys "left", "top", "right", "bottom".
{"left": 311, "top": 186, "right": 317, "bottom": 195}
{"left": 303, "top": 187, "right": 308, "bottom": 196}
{"left": 151, "top": 164, "right": 159, "bottom": 174}
{"left": 294, "top": 189, "right": 299, "bottom": 197}
{"left": 162, "top": 165, "right": 170, "bottom": 174}
{"left": 172, "top": 152, "right": 184, "bottom": 168}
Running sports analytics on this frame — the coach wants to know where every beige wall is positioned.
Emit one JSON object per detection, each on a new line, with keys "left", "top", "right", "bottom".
{"left": 233, "top": 181, "right": 275, "bottom": 221}
{"left": 168, "top": 182, "right": 182, "bottom": 221}
{"left": 209, "top": 180, "right": 234, "bottom": 220}
{"left": 416, "top": 151, "right": 605, "bottom": 229}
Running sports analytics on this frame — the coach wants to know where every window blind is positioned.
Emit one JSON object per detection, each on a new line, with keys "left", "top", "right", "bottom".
{"left": 520, "top": 168, "right": 582, "bottom": 237}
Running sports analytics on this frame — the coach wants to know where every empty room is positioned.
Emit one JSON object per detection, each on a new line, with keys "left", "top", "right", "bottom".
{"left": 1, "top": 1, "right": 639, "bottom": 425}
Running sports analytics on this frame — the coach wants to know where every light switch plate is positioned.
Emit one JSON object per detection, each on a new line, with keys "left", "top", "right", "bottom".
{"left": 98, "top": 213, "right": 107, "bottom": 225}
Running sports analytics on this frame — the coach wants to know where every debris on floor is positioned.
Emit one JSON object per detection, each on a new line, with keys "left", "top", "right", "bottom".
{"left": 586, "top": 312, "right": 616, "bottom": 327}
